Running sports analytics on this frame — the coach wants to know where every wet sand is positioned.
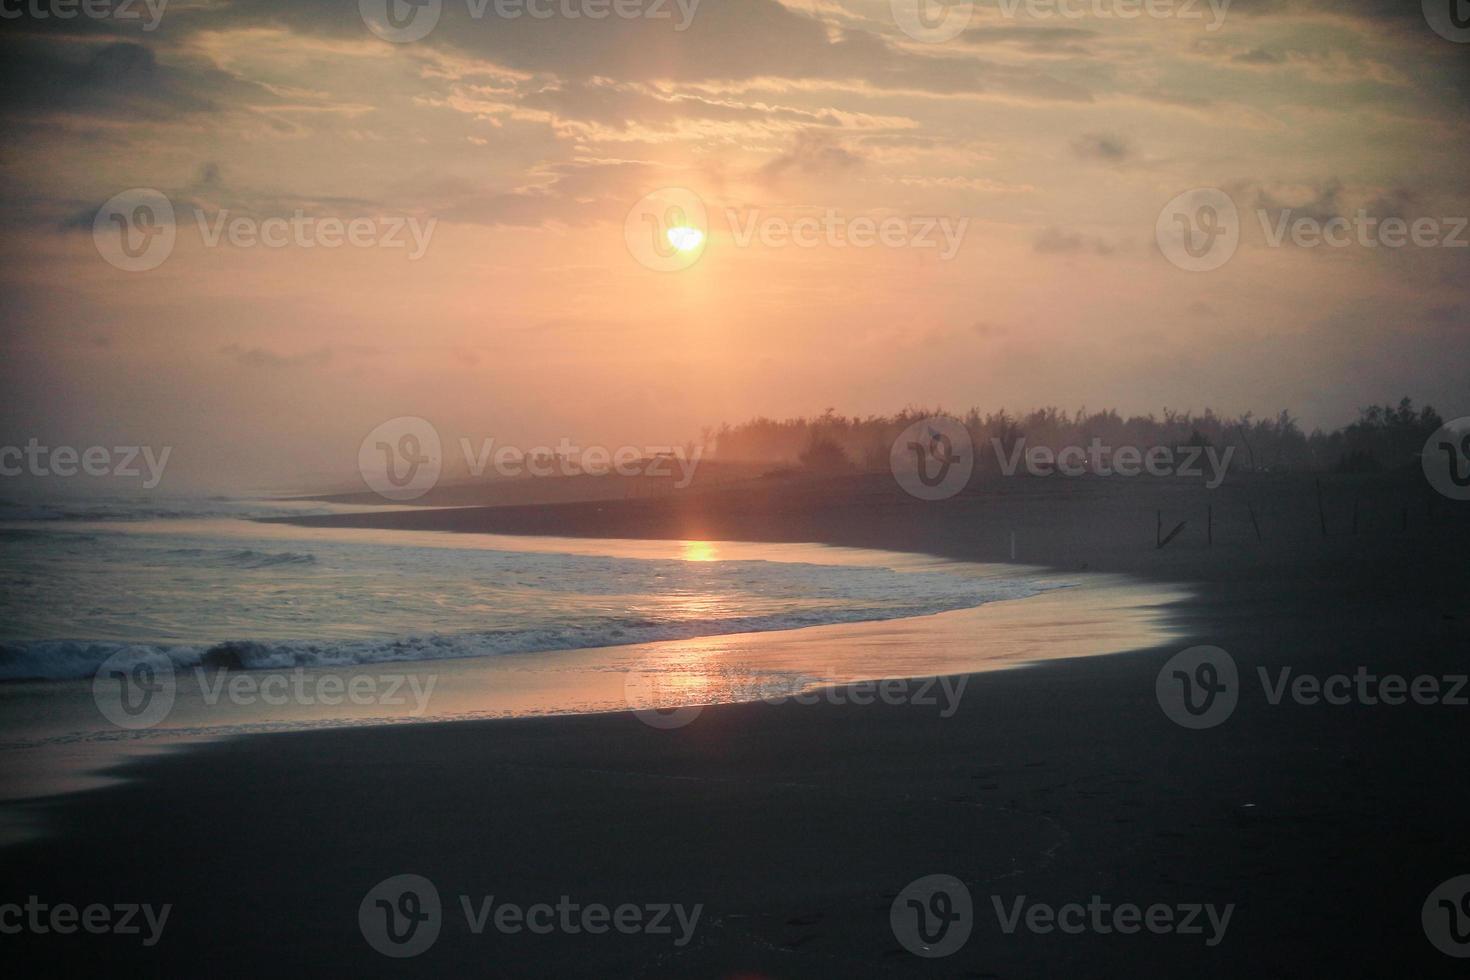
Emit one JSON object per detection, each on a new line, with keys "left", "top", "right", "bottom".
{"left": 3, "top": 471, "right": 1468, "bottom": 976}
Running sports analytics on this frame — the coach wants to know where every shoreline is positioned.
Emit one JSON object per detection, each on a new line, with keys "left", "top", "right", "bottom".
{"left": 262, "top": 469, "right": 1451, "bottom": 581}
{"left": 0, "top": 548, "right": 1191, "bottom": 811}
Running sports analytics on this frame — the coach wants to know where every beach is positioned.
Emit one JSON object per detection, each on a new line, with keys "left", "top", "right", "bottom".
{"left": 7, "top": 0, "right": 1468, "bottom": 972}
{"left": 2, "top": 471, "right": 1467, "bottom": 976}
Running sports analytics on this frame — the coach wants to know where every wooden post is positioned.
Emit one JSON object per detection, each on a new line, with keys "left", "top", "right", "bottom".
{"left": 1315, "top": 478, "right": 1327, "bottom": 539}
{"left": 1158, "top": 519, "right": 1188, "bottom": 550}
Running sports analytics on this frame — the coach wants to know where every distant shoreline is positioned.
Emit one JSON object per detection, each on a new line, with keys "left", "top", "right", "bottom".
{"left": 266, "top": 468, "right": 1447, "bottom": 583}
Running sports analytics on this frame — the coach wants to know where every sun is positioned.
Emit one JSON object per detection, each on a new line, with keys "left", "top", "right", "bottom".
{"left": 666, "top": 226, "right": 705, "bottom": 252}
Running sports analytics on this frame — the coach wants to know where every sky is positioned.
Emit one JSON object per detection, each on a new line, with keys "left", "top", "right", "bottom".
{"left": 1, "top": 0, "right": 1467, "bottom": 492}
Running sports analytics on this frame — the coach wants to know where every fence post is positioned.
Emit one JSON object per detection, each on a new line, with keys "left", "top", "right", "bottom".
{"left": 1315, "top": 479, "right": 1327, "bottom": 539}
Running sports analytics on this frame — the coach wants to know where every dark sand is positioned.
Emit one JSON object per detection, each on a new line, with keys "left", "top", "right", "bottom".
{"left": 4, "top": 472, "right": 1468, "bottom": 976}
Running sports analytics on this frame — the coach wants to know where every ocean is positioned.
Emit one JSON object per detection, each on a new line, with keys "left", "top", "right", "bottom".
{"left": 0, "top": 495, "right": 1053, "bottom": 680}
{"left": 0, "top": 493, "right": 1187, "bottom": 825}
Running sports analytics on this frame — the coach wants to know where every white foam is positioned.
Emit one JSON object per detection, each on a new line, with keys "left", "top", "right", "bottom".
{"left": 0, "top": 575, "right": 1050, "bottom": 681}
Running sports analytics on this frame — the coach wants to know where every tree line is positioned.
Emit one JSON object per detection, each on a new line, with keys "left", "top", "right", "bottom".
{"left": 705, "top": 399, "right": 1443, "bottom": 475}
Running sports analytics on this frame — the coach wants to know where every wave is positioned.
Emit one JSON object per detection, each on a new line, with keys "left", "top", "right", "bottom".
{"left": 0, "top": 530, "right": 315, "bottom": 567}
{"left": 162, "top": 547, "right": 317, "bottom": 568}
{"left": 0, "top": 497, "right": 337, "bottom": 524}
{"left": 0, "top": 528, "right": 97, "bottom": 543}
{"left": 0, "top": 585, "right": 1048, "bottom": 681}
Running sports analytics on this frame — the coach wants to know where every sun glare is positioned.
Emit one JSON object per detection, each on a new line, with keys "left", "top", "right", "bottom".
{"left": 666, "top": 226, "right": 705, "bottom": 252}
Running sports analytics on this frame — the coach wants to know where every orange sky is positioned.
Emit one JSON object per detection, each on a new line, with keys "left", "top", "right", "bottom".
{"left": 1, "top": 0, "right": 1467, "bottom": 491}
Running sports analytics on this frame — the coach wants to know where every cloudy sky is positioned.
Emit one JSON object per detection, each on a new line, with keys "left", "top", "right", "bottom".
{"left": 1, "top": 0, "right": 1467, "bottom": 490}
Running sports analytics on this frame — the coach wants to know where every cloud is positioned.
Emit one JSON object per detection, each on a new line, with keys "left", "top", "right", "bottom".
{"left": 1233, "top": 177, "right": 1345, "bottom": 225}
{"left": 407, "top": 157, "right": 664, "bottom": 228}
{"left": 1363, "top": 187, "right": 1417, "bottom": 222}
{"left": 221, "top": 344, "right": 333, "bottom": 369}
{"left": 959, "top": 25, "right": 1098, "bottom": 55}
{"left": 56, "top": 162, "right": 394, "bottom": 233}
{"left": 481, "top": 76, "right": 916, "bottom": 143}
{"left": 112, "top": 0, "right": 1095, "bottom": 100}
{"left": 1071, "top": 131, "right": 1130, "bottom": 162}
{"left": 0, "top": 38, "right": 232, "bottom": 122}
{"left": 1229, "top": 0, "right": 1442, "bottom": 31}
{"left": 760, "top": 131, "right": 865, "bottom": 182}
{"left": 1033, "top": 226, "right": 1118, "bottom": 256}
{"left": 1233, "top": 48, "right": 1285, "bottom": 66}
